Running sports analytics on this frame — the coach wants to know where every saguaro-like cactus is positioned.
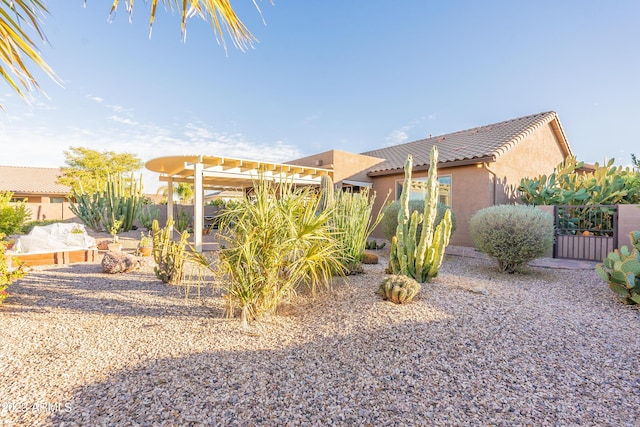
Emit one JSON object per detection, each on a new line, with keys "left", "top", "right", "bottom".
{"left": 388, "top": 146, "right": 452, "bottom": 283}
{"left": 317, "top": 174, "right": 334, "bottom": 213}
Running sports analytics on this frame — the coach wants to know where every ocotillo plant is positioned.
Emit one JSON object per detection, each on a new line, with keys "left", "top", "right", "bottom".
{"left": 388, "top": 146, "right": 452, "bottom": 282}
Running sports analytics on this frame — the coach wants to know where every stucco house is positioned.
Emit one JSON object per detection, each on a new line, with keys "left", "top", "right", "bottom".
{"left": 288, "top": 111, "right": 573, "bottom": 246}
{"left": 0, "top": 166, "right": 74, "bottom": 221}
{"left": 0, "top": 166, "right": 69, "bottom": 203}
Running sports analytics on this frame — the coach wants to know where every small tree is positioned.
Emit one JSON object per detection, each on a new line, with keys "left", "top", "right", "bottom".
{"left": 58, "top": 147, "right": 143, "bottom": 195}
{"left": 0, "top": 192, "right": 30, "bottom": 236}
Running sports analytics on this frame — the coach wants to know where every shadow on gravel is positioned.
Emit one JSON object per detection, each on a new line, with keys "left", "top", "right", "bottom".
{"left": 42, "top": 314, "right": 640, "bottom": 427}
{"left": 3, "top": 264, "right": 219, "bottom": 318}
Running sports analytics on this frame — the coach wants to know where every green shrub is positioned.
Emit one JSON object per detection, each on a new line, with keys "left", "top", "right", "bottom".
{"left": 216, "top": 179, "right": 343, "bottom": 326}
{"left": 379, "top": 200, "right": 456, "bottom": 241}
{"left": 0, "top": 192, "right": 31, "bottom": 236}
{"left": 470, "top": 205, "right": 554, "bottom": 273}
{"left": 0, "top": 234, "right": 26, "bottom": 305}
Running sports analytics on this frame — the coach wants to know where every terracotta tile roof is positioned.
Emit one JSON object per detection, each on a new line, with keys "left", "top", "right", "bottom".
{"left": 362, "top": 111, "right": 572, "bottom": 175}
{"left": 0, "top": 166, "right": 70, "bottom": 195}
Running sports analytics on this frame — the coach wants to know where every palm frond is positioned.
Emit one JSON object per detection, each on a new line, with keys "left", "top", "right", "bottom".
{"left": 0, "top": 0, "right": 59, "bottom": 107}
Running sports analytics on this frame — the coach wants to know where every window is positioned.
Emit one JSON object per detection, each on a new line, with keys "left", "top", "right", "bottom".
{"left": 395, "top": 175, "right": 451, "bottom": 206}
{"left": 50, "top": 197, "right": 66, "bottom": 204}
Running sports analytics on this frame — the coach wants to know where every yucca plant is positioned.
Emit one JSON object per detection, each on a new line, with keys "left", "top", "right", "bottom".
{"left": 216, "top": 179, "right": 343, "bottom": 326}
{"left": 330, "top": 188, "right": 387, "bottom": 274}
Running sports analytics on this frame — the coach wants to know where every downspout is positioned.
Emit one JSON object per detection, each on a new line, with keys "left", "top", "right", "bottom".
{"left": 482, "top": 162, "right": 498, "bottom": 205}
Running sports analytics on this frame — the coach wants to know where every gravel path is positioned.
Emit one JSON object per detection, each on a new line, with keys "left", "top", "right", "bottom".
{"left": 1, "top": 251, "right": 639, "bottom": 426}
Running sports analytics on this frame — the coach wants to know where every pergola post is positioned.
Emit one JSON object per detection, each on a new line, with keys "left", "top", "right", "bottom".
{"left": 194, "top": 161, "right": 204, "bottom": 252}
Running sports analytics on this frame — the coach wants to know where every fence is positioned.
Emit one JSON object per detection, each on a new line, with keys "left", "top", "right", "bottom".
{"left": 552, "top": 205, "right": 618, "bottom": 261}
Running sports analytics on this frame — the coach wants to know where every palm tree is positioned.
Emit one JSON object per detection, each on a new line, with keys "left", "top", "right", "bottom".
{"left": 1, "top": 1, "right": 260, "bottom": 108}
{"left": 156, "top": 182, "right": 194, "bottom": 204}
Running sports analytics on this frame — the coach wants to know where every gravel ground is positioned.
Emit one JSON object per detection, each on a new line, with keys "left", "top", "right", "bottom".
{"left": 1, "top": 244, "right": 639, "bottom": 426}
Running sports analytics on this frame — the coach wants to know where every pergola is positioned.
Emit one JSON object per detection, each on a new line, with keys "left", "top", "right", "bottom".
{"left": 145, "top": 155, "right": 333, "bottom": 251}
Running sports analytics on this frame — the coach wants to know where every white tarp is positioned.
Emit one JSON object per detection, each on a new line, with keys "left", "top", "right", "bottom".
{"left": 12, "top": 223, "right": 96, "bottom": 254}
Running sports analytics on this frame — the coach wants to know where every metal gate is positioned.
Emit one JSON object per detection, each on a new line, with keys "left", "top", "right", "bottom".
{"left": 553, "top": 205, "right": 618, "bottom": 261}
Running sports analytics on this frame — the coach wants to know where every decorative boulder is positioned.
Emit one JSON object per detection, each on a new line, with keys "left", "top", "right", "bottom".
{"left": 101, "top": 251, "right": 141, "bottom": 274}
{"left": 97, "top": 240, "right": 110, "bottom": 251}
{"left": 362, "top": 252, "right": 379, "bottom": 265}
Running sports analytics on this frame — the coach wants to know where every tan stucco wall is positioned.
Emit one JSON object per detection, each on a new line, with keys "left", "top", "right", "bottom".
{"left": 490, "top": 122, "right": 567, "bottom": 204}
{"left": 288, "top": 150, "right": 384, "bottom": 185}
{"left": 370, "top": 165, "right": 493, "bottom": 247}
{"left": 618, "top": 204, "right": 640, "bottom": 249}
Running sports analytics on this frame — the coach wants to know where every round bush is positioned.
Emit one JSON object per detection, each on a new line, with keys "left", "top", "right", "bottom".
{"left": 380, "top": 200, "right": 456, "bottom": 241}
{"left": 470, "top": 205, "right": 554, "bottom": 273}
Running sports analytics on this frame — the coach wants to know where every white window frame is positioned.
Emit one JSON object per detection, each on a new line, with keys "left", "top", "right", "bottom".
{"left": 395, "top": 175, "right": 452, "bottom": 206}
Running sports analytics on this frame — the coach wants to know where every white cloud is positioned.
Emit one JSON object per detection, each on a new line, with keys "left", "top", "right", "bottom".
{"left": 86, "top": 95, "right": 104, "bottom": 103}
{"left": 385, "top": 128, "right": 410, "bottom": 146}
{"left": 108, "top": 115, "right": 140, "bottom": 126}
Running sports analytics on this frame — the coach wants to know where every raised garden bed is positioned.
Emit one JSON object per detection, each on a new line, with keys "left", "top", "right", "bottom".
{"left": 7, "top": 249, "right": 99, "bottom": 268}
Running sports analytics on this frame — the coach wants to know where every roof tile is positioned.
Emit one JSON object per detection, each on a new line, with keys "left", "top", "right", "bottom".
{"left": 0, "top": 166, "right": 69, "bottom": 195}
{"left": 362, "top": 111, "right": 569, "bottom": 174}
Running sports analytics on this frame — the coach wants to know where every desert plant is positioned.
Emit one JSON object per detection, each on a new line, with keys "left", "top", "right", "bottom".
{"left": 175, "top": 207, "right": 192, "bottom": 233}
{"left": 0, "top": 192, "right": 31, "bottom": 236}
{"left": 216, "top": 179, "right": 342, "bottom": 326}
{"left": 0, "top": 234, "right": 26, "bottom": 305}
{"left": 520, "top": 157, "right": 640, "bottom": 206}
{"left": 595, "top": 231, "right": 640, "bottom": 305}
{"left": 109, "top": 219, "right": 123, "bottom": 243}
{"left": 378, "top": 274, "right": 421, "bottom": 304}
{"left": 151, "top": 217, "right": 190, "bottom": 285}
{"left": 470, "top": 205, "right": 555, "bottom": 273}
{"left": 365, "top": 240, "right": 386, "bottom": 250}
{"left": 388, "top": 147, "right": 453, "bottom": 283}
{"left": 137, "top": 203, "right": 160, "bottom": 231}
{"left": 379, "top": 200, "right": 456, "bottom": 242}
{"left": 70, "top": 173, "right": 144, "bottom": 233}
{"left": 317, "top": 175, "right": 335, "bottom": 213}
{"left": 330, "top": 188, "right": 387, "bottom": 274}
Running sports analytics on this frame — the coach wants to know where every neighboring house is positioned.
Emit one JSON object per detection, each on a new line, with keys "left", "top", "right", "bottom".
{"left": 0, "top": 166, "right": 69, "bottom": 203}
{"left": 289, "top": 111, "right": 573, "bottom": 246}
{"left": 0, "top": 166, "right": 73, "bottom": 221}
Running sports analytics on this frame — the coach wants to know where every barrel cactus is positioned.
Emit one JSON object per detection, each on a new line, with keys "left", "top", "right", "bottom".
{"left": 596, "top": 231, "right": 640, "bottom": 305}
{"left": 378, "top": 274, "right": 421, "bottom": 304}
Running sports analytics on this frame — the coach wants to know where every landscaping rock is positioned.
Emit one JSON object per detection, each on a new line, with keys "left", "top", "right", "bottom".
{"left": 96, "top": 240, "right": 110, "bottom": 251}
{"left": 362, "top": 252, "right": 379, "bottom": 264}
{"left": 101, "top": 251, "right": 141, "bottom": 274}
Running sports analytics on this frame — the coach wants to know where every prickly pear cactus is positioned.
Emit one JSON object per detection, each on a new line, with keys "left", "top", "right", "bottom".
{"left": 378, "top": 274, "right": 421, "bottom": 304}
{"left": 595, "top": 231, "right": 640, "bottom": 305}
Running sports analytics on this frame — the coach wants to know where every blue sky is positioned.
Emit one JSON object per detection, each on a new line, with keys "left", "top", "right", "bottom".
{"left": 1, "top": 1, "right": 638, "bottom": 191}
